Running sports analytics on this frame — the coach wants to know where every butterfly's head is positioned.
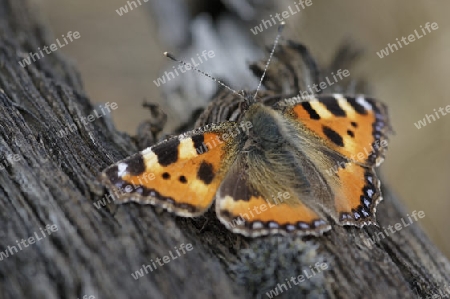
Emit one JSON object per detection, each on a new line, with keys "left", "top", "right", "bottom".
{"left": 238, "top": 90, "right": 257, "bottom": 112}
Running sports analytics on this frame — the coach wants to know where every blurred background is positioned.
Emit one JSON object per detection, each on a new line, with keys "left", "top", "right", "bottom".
{"left": 37, "top": 0, "right": 450, "bottom": 257}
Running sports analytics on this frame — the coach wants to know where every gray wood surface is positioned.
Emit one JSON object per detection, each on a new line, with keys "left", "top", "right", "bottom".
{"left": 1, "top": 1, "right": 449, "bottom": 298}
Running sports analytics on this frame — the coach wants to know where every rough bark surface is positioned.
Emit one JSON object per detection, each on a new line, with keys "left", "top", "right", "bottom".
{"left": 0, "top": 1, "right": 449, "bottom": 299}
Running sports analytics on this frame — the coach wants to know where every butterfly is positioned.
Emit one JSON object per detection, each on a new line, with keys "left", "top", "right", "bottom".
{"left": 100, "top": 91, "right": 392, "bottom": 237}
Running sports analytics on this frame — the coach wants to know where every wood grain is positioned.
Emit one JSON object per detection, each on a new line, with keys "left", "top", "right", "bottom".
{"left": 0, "top": 1, "right": 449, "bottom": 298}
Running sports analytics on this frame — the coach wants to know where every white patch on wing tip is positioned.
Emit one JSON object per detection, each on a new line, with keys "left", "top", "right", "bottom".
{"left": 356, "top": 96, "right": 372, "bottom": 111}
{"left": 117, "top": 163, "right": 128, "bottom": 177}
{"left": 141, "top": 147, "right": 153, "bottom": 155}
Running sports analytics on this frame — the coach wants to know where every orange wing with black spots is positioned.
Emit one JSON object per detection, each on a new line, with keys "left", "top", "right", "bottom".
{"left": 279, "top": 94, "right": 391, "bottom": 226}
{"left": 282, "top": 94, "right": 392, "bottom": 167}
{"left": 100, "top": 93, "right": 392, "bottom": 236}
{"left": 100, "top": 122, "right": 243, "bottom": 216}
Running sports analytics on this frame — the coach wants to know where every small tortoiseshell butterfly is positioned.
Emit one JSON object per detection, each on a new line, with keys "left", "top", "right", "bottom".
{"left": 100, "top": 90, "right": 391, "bottom": 237}
{"left": 100, "top": 28, "right": 392, "bottom": 237}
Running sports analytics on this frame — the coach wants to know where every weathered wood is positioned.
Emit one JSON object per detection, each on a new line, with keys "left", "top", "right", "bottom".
{"left": 0, "top": 1, "right": 449, "bottom": 299}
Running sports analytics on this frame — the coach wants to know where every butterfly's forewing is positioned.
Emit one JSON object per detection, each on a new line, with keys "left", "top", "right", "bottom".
{"left": 279, "top": 94, "right": 392, "bottom": 226}
{"left": 100, "top": 122, "right": 243, "bottom": 216}
{"left": 283, "top": 94, "right": 392, "bottom": 167}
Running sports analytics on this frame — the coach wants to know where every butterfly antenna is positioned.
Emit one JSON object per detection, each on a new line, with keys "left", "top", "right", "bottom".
{"left": 163, "top": 52, "right": 246, "bottom": 101}
{"left": 253, "top": 21, "right": 285, "bottom": 101}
